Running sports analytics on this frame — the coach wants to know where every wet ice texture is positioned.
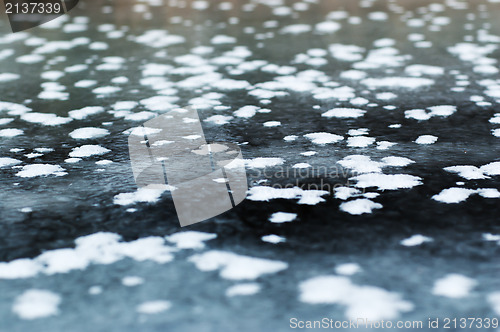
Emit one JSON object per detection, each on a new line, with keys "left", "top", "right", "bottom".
{"left": 0, "top": 0, "right": 500, "bottom": 329}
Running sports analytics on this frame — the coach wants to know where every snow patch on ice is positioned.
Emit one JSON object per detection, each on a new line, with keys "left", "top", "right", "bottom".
{"left": 114, "top": 185, "right": 173, "bottom": 206}
{"left": 69, "top": 127, "right": 110, "bottom": 139}
{"left": 432, "top": 274, "right": 477, "bottom": 298}
{"left": 269, "top": 212, "right": 297, "bottom": 223}
{"left": 304, "top": 132, "right": 344, "bottom": 145}
{"left": 136, "top": 300, "right": 171, "bottom": 314}
{"left": 335, "top": 263, "right": 361, "bottom": 276}
{"left": 347, "top": 136, "right": 375, "bottom": 147}
{"left": 69, "top": 145, "right": 110, "bottom": 158}
{"left": 21, "top": 113, "right": 72, "bottom": 126}
{"left": 322, "top": 108, "right": 366, "bottom": 118}
{"left": 400, "top": 235, "right": 433, "bottom": 247}
{"left": 12, "top": 289, "right": 61, "bottom": 320}
{"left": 299, "top": 276, "right": 413, "bottom": 320}
{"left": 189, "top": 250, "right": 288, "bottom": 280}
{"left": 15, "top": 164, "right": 67, "bottom": 178}
{"left": 226, "top": 283, "right": 261, "bottom": 297}
{"left": 444, "top": 166, "right": 489, "bottom": 180}
{"left": 432, "top": 187, "right": 500, "bottom": 203}
{"left": 340, "top": 199, "right": 382, "bottom": 215}
{"left": 350, "top": 173, "right": 422, "bottom": 190}
{"left": 0, "top": 128, "right": 23, "bottom": 137}
{"left": 405, "top": 105, "right": 456, "bottom": 120}
{"left": 69, "top": 106, "right": 105, "bottom": 120}
{"left": 166, "top": 231, "right": 217, "bottom": 249}
{"left": 0, "top": 157, "right": 21, "bottom": 168}
{"left": 415, "top": 135, "right": 438, "bottom": 144}
{"left": 247, "top": 186, "right": 328, "bottom": 205}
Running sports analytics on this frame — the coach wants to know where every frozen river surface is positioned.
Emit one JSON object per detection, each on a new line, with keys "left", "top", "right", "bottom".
{"left": 0, "top": 0, "right": 500, "bottom": 331}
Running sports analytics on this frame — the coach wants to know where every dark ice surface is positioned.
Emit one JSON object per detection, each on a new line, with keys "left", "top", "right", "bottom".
{"left": 0, "top": 0, "right": 499, "bottom": 331}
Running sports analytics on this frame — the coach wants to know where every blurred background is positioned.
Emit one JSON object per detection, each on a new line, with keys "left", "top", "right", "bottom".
{"left": 0, "top": 0, "right": 500, "bottom": 331}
